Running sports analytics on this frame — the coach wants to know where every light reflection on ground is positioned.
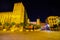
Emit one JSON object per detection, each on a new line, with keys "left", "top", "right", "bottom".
{"left": 0, "top": 31, "right": 60, "bottom": 40}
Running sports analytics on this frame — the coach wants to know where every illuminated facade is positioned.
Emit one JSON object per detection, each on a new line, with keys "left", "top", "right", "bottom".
{"left": 46, "top": 16, "right": 59, "bottom": 27}
{"left": 0, "top": 2, "right": 24, "bottom": 24}
{"left": 28, "top": 18, "right": 40, "bottom": 25}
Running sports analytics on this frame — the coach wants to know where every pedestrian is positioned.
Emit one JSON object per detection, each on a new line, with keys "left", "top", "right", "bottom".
{"left": 45, "top": 23, "right": 50, "bottom": 30}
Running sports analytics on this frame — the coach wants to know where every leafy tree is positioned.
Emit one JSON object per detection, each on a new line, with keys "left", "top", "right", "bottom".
{"left": 4, "top": 22, "right": 10, "bottom": 30}
{"left": 4, "top": 22, "right": 10, "bottom": 26}
{"left": 20, "top": 23, "right": 25, "bottom": 26}
{"left": 11, "top": 22, "right": 15, "bottom": 26}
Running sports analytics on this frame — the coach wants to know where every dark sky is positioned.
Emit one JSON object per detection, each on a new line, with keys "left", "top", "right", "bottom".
{"left": 0, "top": 0, "right": 60, "bottom": 22}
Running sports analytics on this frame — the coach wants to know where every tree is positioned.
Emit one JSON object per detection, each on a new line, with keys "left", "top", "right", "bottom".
{"left": 19, "top": 23, "right": 25, "bottom": 27}
{"left": 33, "top": 24, "right": 41, "bottom": 30}
{"left": 11, "top": 22, "right": 16, "bottom": 26}
{"left": 24, "top": 10, "right": 28, "bottom": 26}
{"left": 10, "top": 22, "right": 16, "bottom": 29}
{"left": 3, "top": 22, "right": 10, "bottom": 30}
{"left": 4, "top": 22, "right": 10, "bottom": 26}
{"left": 0, "top": 22, "right": 3, "bottom": 30}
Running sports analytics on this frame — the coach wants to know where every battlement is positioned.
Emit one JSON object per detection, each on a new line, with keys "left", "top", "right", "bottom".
{"left": 13, "top": 2, "right": 24, "bottom": 15}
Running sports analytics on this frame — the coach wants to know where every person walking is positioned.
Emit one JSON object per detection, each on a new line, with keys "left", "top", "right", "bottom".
{"left": 45, "top": 23, "right": 50, "bottom": 30}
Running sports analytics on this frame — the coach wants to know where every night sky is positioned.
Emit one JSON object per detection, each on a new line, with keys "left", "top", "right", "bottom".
{"left": 0, "top": 0, "right": 60, "bottom": 22}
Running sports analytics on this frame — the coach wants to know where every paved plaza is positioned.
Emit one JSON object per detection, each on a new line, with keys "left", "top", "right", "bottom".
{"left": 0, "top": 31, "right": 60, "bottom": 40}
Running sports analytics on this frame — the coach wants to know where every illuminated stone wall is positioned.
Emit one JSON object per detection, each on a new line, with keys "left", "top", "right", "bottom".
{"left": 0, "top": 2, "right": 24, "bottom": 24}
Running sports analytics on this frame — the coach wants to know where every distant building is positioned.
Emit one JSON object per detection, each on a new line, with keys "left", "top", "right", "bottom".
{"left": 0, "top": 2, "right": 24, "bottom": 24}
{"left": 28, "top": 18, "right": 40, "bottom": 25}
{"left": 27, "top": 19, "right": 30, "bottom": 24}
{"left": 30, "top": 22, "right": 36, "bottom": 24}
{"left": 36, "top": 18, "right": 40, "bottom": 25}
{"left": 46, "top": 16, "right": 59, "bottom": 27}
